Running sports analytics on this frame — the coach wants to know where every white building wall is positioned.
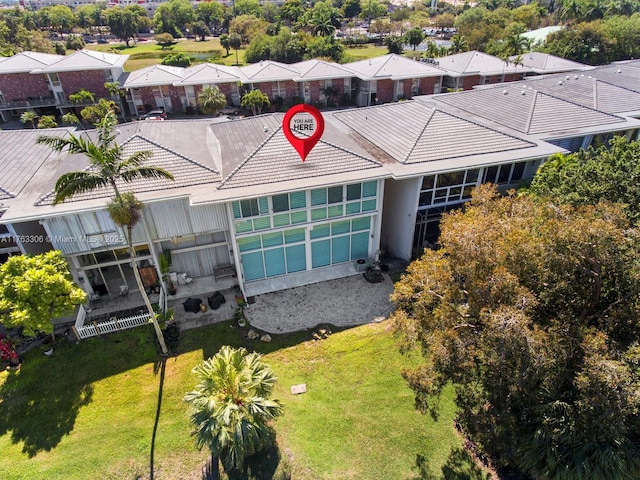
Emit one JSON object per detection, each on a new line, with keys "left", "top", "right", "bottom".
{"left": 380, "top": 177, "right": 420, "bottom": 261}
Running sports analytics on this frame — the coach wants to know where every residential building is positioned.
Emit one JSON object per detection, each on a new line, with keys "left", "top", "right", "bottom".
{"left": 343, "top": 54, "right": 445, "bottom": 106}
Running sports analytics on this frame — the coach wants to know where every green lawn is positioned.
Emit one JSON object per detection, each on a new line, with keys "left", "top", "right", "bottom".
{"left": 84, "top": 38, "right": 391, "bottom": 71}
{"left": 0, "top": 320, "right": 485, "bottom": 479}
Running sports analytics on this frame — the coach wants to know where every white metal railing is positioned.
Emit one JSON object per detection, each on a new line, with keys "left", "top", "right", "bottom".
{"left": 72, "top": 312, "right": 151, "bottom": 340}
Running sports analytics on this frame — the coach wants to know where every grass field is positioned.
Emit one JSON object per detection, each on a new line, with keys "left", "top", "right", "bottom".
{"left": 0, "top": 320, "right": 487, "bottom": 480}
{"left": 85, "top": 38, "right": 395, "bottom": 71}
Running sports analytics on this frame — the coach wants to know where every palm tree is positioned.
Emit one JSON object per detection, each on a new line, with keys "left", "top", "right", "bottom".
{"left": 197, "top": 86, "right": 227, "bottom": 115}
{"left": 184, "top": 346, "right": 283, "bottom": 479}
{"left": 36, "top": 112, "right": 174, "bottom": 355}
{"left": 104, "top": 81, "right": 127, "bottom": 121}
{"left": 449, "top": 34, "right": 469, "bottom": 54}
{"left": 20, "top": 110, "right": 38, "bottom": 129}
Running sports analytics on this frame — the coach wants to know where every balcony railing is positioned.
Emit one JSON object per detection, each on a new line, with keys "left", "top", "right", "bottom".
{"left": 0, "top": 96, "right": 57, "bottom": 110}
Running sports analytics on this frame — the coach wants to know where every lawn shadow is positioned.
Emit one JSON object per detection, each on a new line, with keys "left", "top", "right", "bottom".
{"left": 149, "top": 358, "right": 167, "bottom": 480}
{"left": 0, "top": 325, "right": 160, "bottom": 457}
{"left": 441, "top": 447, "right": 491, "bottom": 480}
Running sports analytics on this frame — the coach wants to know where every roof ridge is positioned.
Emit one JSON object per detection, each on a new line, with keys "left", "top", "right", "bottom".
{"left": 524, "top": 89, "right": 538, "bottom": 134}
{"left": 403, "top": 108, "right": 436, "bottom": 164}
{"left": 126, "top": 134, "right": 220, "bottom": 174}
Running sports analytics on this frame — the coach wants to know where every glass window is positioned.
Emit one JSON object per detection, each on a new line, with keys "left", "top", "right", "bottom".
{"left": 311, "top": 207, "right": 327, "bottom": 221}
{"left": 273, "top": 213, "right": 290, "bottom": 227}
{"left": 290, "top": 211, "right": 307, "bottom": 224}
{"left": 351, "top": 217, "right": 370, "bottom": 231}
{"left": 437, "top": 171, "right": 464, "bottom": 187}
{"left": 511, "top": 162, "right": 525, "bottom": 182}
{"left": 346, "top": 202, "right": 361, "bottom": 214}
{"left": 253, "top": 217, "right": 271, "bottom": 230}
{"left": 332, "top": 236, "right": 350, "bottom": 263}
{"left": 311, "top": 189, "right": 327, "bottom": 206}
{"left": 240, "top": 199, "right": 259, "bottom": 217}
{"left": 497, "top": 165, "right": 511, "bottom": 183}
{"left": 311, "top": 240, "right": 330, "bottom": 268}
{"left": 346, "top": 183, "right": 361, "bottom": 201}
{"left": 466, "top": 169, "right": 479, "bottom": 183}
{"left": 422, "top": 175, "right": 435, "bottom": 190}
{"left": 331, "top": 220, "right": 350, "bottom": 235}
{"left": 483, "top": 166, "right": 498, "bottom": 183}
{"left": 285, "top": 228, "right": 305, "bottom": 243}
{"left": 264, "top": 248, "right": 286, "bottom": 277}
{"left": 242, "top": 252, "right": 265, "bottom": 280}
{"left": 362, "top": 181, "right": 377, "bottom": 197}
{"left": 361, "top": 199, "right": 376, "bottom": 212}
{"left": 272, "top": 194, "right": 289, "bottom": 212}
{"left": 311, "top": 224, "right": 330, "bottom": 239}
{"left": 238, "top": 236, "right": 261, "bottom": 252}
{"left": 328, "top": 205, "right": 343, "bottom": 218}
{"left": 286, "top": 245, "right": 306, "bottom": 272}
{"left": 261, "top": 232, "right": 283, "bottom": 248}
{"left": 328, "top": 186, "right": 343, "bottom": 204}
{"left": 290, "top": 191, "right": 306, "bottom": 209}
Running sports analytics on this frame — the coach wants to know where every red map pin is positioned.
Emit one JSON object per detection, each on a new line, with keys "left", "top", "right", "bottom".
{"left": 282, "top": 104, "right": 325, "bottom": 162}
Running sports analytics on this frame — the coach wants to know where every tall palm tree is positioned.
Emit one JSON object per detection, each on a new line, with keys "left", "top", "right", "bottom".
{"left": 449, "top": 34, "right": 469, "bottom": 54}
{"left": 20, "top": 110, "right": 38, "bottom": 129}
{"left": 184, "top": 346, "right": 283, "bottom": 479}
{"left": 36, "top": 112, "right": 174, "bottom": 355}
{"left": 197, "top": 86, "right": 227, "bottom": 115}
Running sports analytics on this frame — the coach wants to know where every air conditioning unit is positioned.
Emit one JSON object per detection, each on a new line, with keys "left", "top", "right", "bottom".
{"left": 355, "top": 259, "right": 369, "bottom": 272}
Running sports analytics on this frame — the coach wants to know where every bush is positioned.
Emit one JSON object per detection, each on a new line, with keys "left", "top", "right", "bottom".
{"left": 65, "top": 35, "right": 85, "bottom": 50}
{"left": 162, "top": 322, "right": 181, "bottom": 353}
{"left": 161, "top": 52, "right": 193, "bottom": 67}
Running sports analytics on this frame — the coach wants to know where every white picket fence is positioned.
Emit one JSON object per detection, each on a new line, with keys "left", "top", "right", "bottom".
{"left": 73, "top": 311, "right": 151, "bottom": 340}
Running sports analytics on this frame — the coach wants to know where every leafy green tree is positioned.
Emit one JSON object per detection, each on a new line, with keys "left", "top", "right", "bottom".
{"left": 191, "top": 20, "right": 210, "bottom": 40}
{"left": 307, "top": 35, "right": 344, "bottom": 62}
{"left": 154, "top": 32, "right": 175, "bottom": 49}
{"left": 404, "top": 27, "right": 424, "bottom": 50}
{"left": 219, "top": 33, "right": 231, "bottom": 55}
{"left": 384, "top": 34, "right": 403, "bottom": 54}
{"left": 342, "top": 0, "right": 362, "bottom": 20}
{"left": 105, "top": 6, "right": 144, "bottom": 47}
{"left": 542, "top": 21, "right": 614, "bottom": 65}
{"left": 153, "top": 0, "right": 194, "bottom": 36}
{"left": 234, "top": 0, "right": 261, "bottom": 17}
{"left": 241, "top": 89, "right": 270, "bottom": 115}
{"left": 392, "top": 185, "right": 640, "bottom": 479}
{"left": 48, "top": 5, "right": 76, "bottom": 36}
{"left": 37, "top": 115, "right": 58, "bottom": 128}
{"left": 65, "top": 34, "right": 85, "bottom": 50}
{"left": 61, "top": 112, "right": 80, "bottom": 126}
{"left": 196, "top": 1, "right": 225, "bottom": 31}
{"left": 530, "top": 137, "right": 640, "bottom": 225}
{"left": 449, "top": 34, "right": 469, "bottom": 53}
{"left": 80, "top": 98, "right": 119, "bottom": 125}
{"left": 184, "top": 346, "right": 283, "bottom": 479}
{"left": 161, "top": 52, "right": 193, "bottom": 67}
{"left": 280, "top": 0, "right": 304, "bottom": 25}
{"left": 197, "top": 85, "right": 227, "bottom": 114}
{"left": 104, "top": 81, "right": 126, "bottom": 121}
{"left": 20, "top": 110, "right": 38, "bottom": 129}
{"left": 37, "top": 113, "right": 174, "bottom": 354}
{"left": 75, "top": 4, "right": 98, "bottom": 31}
{"left": 229, "top": 32, "right": 242, "bottom": 65}
{"left": 229, "top": 14, "right": 268, "bottom": 44}
{"left": 69, "top": 88, "right": 95, "bottom": 107}
{"left": 0, "top": 251, "right": 87, "bottom": 338}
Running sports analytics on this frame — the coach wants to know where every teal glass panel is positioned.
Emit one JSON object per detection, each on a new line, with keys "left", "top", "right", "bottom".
{"left": 361, "top": 199, "right": 376, "bottom": 212}
{"left": 332, "top": 236, "right": 350, "bottom": 263}
{"left": 290, "top": 211, "right": 307, "bottom": 224}
{"left": 311, "top": 240, "right": 330, "bottom": 268}
{"left": 286, "top": 244, "right": 306, "bottom": 272}
{"left": 272, "top": 194, "right": 289, "bottom": 212}
{"left": 285, "top": 228, "right": 305, "bottom": 244}
{"left": 232, "top": 201, "right": 241, "bottom": 219}
{"left": 328, "top": 205, "right": 343, "bottom": 218}
{"left": 362, "top": 181, "right": 377, "bottom": 197}
{"left": 258, "top": 197, "right": 269, "bottom": 214}
{"left": 290, "top": 191, "right": 306, "bottom": 209}
{"left": 346, "top": 183, "right": 361, "bottom": 201}
{"left": 331, "top": 220, "right": 350, "bottom": 235}
{"left": 237, "top": 236, "right": 261, "bottom": 252}
{"left": 235, "top": 220, "right": 253, "bottom": 234}
{"left": 261, "top": 231, "right": 283, "bottom": 247}
{"left": 241, "top": 251, "right": 265, "bottom": 280}
{"left": 311, "top": 188, "right": 326, "bottom": 206}
{"left": 310, "top": 224, "right": 330, "bottom": 239}
{"left": 311, "top": 207, "right": 327, "bottom": 221}
{"left": 253, "top": 217, "right": 271, "bottom": 230}
{"left": 273, "top": 213, "right": 290, "bottom": 227}
{"left": 350, "top": 232, "right": 369, "bottom": 259}
{"left": 264, "top": 248, "right": 286, "bottom": 277}
{"left": 346, "top": 202, "right": 361, "bottom": 215}
{"left": 328, "top": 186, "right": 342, "bottom": 204}
{"left": 351, "top": 216, "right": 371, "bottom": 232}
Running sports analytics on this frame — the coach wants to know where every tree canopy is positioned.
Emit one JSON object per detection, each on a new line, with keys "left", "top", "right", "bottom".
{"left": 0, "top": 251, "right": 86, "bottom": 336}
{"left": 529, "top": 136, "right": 640, "bottom": 225}
{"left": 392, "top": 185, "right": 640, "bottom": 479}
{"left": 241, "top": 89, "right": 270, "bottom": 115}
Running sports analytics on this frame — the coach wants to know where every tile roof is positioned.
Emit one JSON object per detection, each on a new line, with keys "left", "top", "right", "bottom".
{"left": 32, "top": 49, "right": 128, "bottom": 73}
{"left": 512, "top": 52, "right": 587, "bottom": 74}
{"left": 522, "top": 73, "right": 640, "bottom": 114}
{"left": 433, "top": 83, "right": 626, "bottom": 135}
{"left": 292, "top": 59, "right": 355, "bottom": 82}
{"left": 437, "top": 50, "right": 530, "bottom": 76}
{"left": 217, "top": 115, "right": 382, "bottom": 189}
{"left": 0, "top": 128, "right": 70, "bottom": 199}
{"left": 175, "top": 63, "right": 242, "bottom": 85}
{"left": 0, "top": 51, "right": 64, "bottom": 74}
{"left": 343, "top": 54, "right": 444, "bottom": 80}
{"left": 238, "top": 61, "right": 300, "bottom": 83}
{"left": 35, "top": 134, "right": 219, "bottom": 205}
{"left": 583, "top": 65, "right": 640, "bottom": 93}
{"left": 333, "top": 101, "right": 535, "bottom": 164}
{"left": 123, "top": 64, "right": 185, "bottom": 88}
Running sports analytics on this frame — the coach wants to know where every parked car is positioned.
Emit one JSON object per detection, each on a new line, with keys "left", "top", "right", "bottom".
{"left": 141, "top": 109, "right": 167, "bottom": 120}
{"left": 220, "top": 105, "right": 241, "bottom": 116}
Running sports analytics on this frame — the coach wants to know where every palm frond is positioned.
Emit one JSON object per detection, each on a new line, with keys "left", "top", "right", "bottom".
{"left": 118, "top": 150, "right": 154, "bottom": 170}
{"left": 121, "top": 167, "right": 175, "bottom": 183}
{"left": 53, "top": 172, "right": 110, "bottom": 204}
